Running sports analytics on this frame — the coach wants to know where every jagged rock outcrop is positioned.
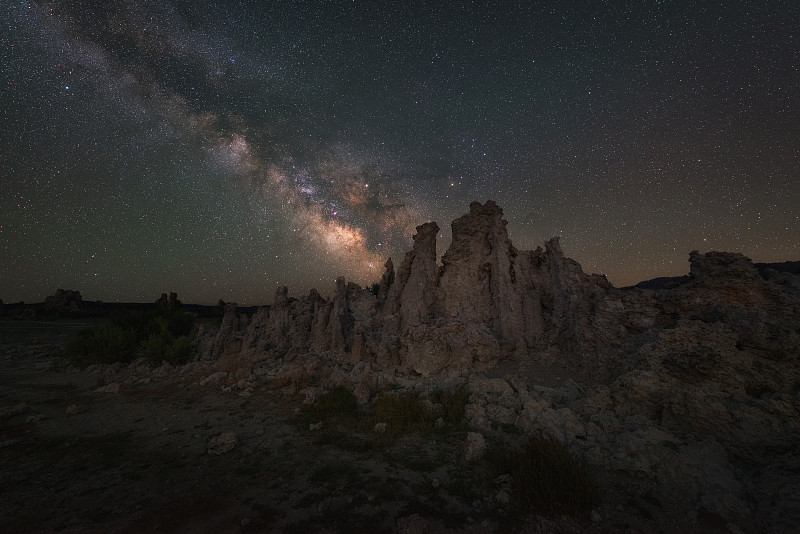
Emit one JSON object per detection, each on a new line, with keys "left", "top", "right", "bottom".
{"left": 194, "top": 201, "right": 640, "bottom": 377}
{"left": 194, "top": 201, "right": 798, "bottom": 382}
{"left": 385, "top": 221, "right": 439, "bottom": 330}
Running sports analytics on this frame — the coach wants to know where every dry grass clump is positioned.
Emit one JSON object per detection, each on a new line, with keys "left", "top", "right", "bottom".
{"left": 431, "top": 386, "right": 470, "bottom": 430}
{"left": 372, "top": 390, "right": 435, "bottom": 443}
{"left": 312, "top": 385, "right": 358, "bottom": 419}
{"left": 217, "top": 353, "right": 252, "bottom": 381}
{"left": 494, "top": 435, "right": 601, "bottom": 517}
{"left": 294, "top": 385, "right": 470, "bottom": 450}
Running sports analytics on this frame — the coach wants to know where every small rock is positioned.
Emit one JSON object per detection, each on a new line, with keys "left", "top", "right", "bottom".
{"left": 207, "top": 432, "right": 237, "bottom": 455}
{"left": 464, "top": 431, "right": 486, "bottom": 461}
{"left": 431, "top": 478, "right": 440, "bottom": 488}
{"left": 301, "top": 387, "right": 317, "bottom": 405}
{"left": 199, "top": 371, "right": 227, "bottom": 386}
{"left": 374, "top": 422, "right": 387, "bottom": 433}
{"left": 94, "top": 383, "right": 120, "bottom": 393}
{"left": 434, "top": 417, "right": 445, "bottom": 428}
{"left": 309, "top": 422, "right": 323, "bottom": 431}
{"left": 65, "top": 404, "right": 84, "bottom": 415}
{"left": 26, "top": 414, "right": 45, "bottom": 423}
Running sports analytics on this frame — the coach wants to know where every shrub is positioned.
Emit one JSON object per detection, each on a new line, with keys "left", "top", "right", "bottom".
{"left": 64, "top": 325, "right": 137, "bottom": 367}
{"left": 64, "top": 307, "right": 196, "bottom": 367}
{"left": 140, "top": 332, "right": 193, "bottom": 366}
{"left": 496, "top": 435, "right": 601, "bottom": 517}
{"left": 372, "top": 390, "right": 434, "bottom": 439}
{"left": 312, "top": 385, "right": 358, "bottom": 419}
{"left": 112, "top": 308, "right": 195, "bottom": 339}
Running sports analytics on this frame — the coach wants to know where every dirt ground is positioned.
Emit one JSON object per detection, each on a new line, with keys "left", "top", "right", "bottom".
{"left": 0, "top": 320, "right": 678, "bottom": 533}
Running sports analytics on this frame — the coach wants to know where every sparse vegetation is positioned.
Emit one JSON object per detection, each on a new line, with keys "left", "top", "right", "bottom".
{"left": 431, "top": 386, "right": 470, "bottom": 430}
{"left": 64, "top": 307, "right": 196, "bottom": 367}
{"left": 372, "top": 390, "right": 435, "bottom": 443}
{"left": 294, "top": 385, "right": 469, "bottom": 449}
{"left": 63, "top": 325, "right": 137, "bottom": 367}
{"left": 311, "top": 385, "right": 359, "bottom": 419}
{"left": 493, "top": 435, "right": 601, "bottom": 517}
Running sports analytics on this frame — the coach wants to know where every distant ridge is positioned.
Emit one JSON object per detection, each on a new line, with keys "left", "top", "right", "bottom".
{"left": 625, "top": 260, "right": 800, "bottom": 291}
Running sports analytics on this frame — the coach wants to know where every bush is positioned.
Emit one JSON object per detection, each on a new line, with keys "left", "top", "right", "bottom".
{"left": 64, "top": 307, "right": 196, "bottom": 367}
{"left": 372, "top": 390, "right": 435, "bottom": 440}
{"left": 64, "top": 325, "right": 137, "bottom": 367}
{"left": 140, "top": 332, "right": 193, "bottom": 366}
{"left": 112, "top": 308, "right": 194, "bottom": 339}
{"left": 496, "top": 435, "right": 601, "bottom": 517}
{"left": 312, "top": 385, "right": 358, "bottom": 419}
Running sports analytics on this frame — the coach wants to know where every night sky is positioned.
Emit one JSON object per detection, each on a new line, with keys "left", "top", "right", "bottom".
{"left": 2, "top": 1, "right": 798, "bottom": 305}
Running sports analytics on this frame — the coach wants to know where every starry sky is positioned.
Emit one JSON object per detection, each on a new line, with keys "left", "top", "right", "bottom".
{"left": 2, "top": 1, "right": 798, "bottom": 305}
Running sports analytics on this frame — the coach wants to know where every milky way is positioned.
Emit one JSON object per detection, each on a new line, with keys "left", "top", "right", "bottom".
{"left": 2, "top": 1, "right": 798, "bottom": 304}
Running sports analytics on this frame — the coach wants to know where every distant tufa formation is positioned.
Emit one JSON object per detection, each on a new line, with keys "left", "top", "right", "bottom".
{"left": 44, "top": 289, "right": 83, "bottom": 312}
{"left": 196, "top": 200, "right": 799, "bottom": 381}
{"left": 155, "top": 292, "right": 182, "bottom": 309}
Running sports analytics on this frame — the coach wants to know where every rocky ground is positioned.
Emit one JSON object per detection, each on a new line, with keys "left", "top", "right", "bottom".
{"left": 3, "top": 319, "right": 788, "bottom": 534}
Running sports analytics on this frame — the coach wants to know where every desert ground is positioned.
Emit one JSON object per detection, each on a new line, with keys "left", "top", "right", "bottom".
{"left": 0, "top": 320, "right": 714, "bottom": 532}
{"left": 0, "top": 318, "right": 717, "bottom": 534}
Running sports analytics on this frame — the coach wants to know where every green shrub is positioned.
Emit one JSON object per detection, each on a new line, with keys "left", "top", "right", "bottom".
{"left": 496, "top": 435, "right": 601, "bottom": 517}
{"left": 64, "top": 325, "right": 137, "bottom": 367}
{"left": 139, "top": 315, "right": 195, "bottom": 365}
{"left": 64, "top": 307, "right": 196, "bottom": 367}
{"left": 140, "top": 332, "right": 193, "bottom": 366}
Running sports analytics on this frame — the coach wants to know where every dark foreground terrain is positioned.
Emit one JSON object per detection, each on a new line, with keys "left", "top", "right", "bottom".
{"left": 0, "top": 319, "right": 733, "bottom": 534}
